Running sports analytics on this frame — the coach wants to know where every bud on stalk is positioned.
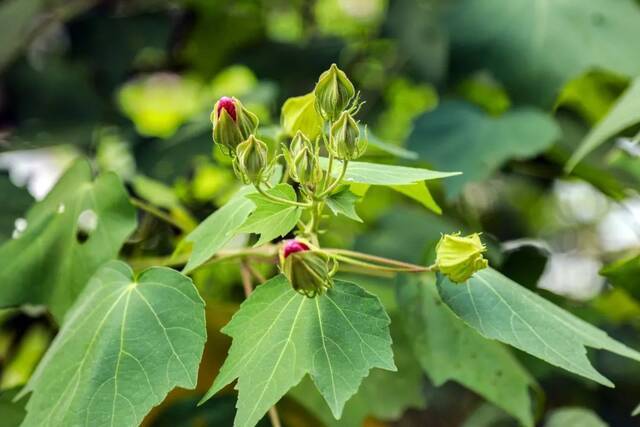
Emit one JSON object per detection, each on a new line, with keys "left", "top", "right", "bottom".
{"left": 329, "top": 111, "right": 366, "bottom": 160}
{"left": 234, "top": 135, "right": 269, "bottom": 184}
{"left": 211, "top": 96, "right": 259, "bottom": 155}
{"left": 314, "top": 64, "right": 355, "bottom": 121}
{"left": 435, "top": 232, "right": 488, "bottom": 283}
{"left": 282, "top": 131, "right": 322, "bottom": 186}
{"left": 280, "top": 239, "right": 337, "bottom": 297}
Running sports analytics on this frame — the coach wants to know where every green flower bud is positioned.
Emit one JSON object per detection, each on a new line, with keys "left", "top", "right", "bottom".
{"left": 211, "top": 96, "right": 259, "bottom": 156}
{"left": 282, "top": 131, "right": 323, "bottom": 186}
{"left": 234, "top": 135, "right": 269, "bottom": 184}
{"left": 435, "top": 232, "right": 488, "bottom": 283}
{"left": 314, "top": 63, "right": 355, "bottom": 121}
{"left": 281, "top": 247, "right": 338, "bottom": 297}
{"left": 329, "top": 111, "right": 366, "bottom": 160}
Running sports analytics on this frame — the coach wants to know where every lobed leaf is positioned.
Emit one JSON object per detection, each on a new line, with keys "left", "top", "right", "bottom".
{"left": 202, "top": 275, "right": 395, "bottom": 427}
{"left": 325, "top": 188, "right": 362, "bottom": 222}
{"left": 19, "top": 261, "right": 206, "bottom": 427}
{"left": 437, "top": 268, "right": 640, "bottom": 386}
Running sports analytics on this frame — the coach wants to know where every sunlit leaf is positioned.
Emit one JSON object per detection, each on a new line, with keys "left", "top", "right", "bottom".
{"left": 202, "top": 275, "right": 395, "bottom": 427}
{"left": 281, "top": 92, "right": 323, "bottom": 140}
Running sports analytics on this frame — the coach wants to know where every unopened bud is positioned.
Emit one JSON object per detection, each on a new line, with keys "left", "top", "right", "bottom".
{"left": 283, "top": 131, "right": 322, "bottom": 186}
{"left": 435, "top": 232, "right": 488, "bottom": 283}
{"left": 280, "top": 243, "right": 337, "bottom": 297}
{"left": 234, "top": 135, "right": 269, "bottom": 184}
{"left": 329, "top": 111, "right": 366, "bottom": 160}
{"left": 314, "top": 64, "right": 355, "bottom": 121}
{"left": 211, "top": 97, "right": 259, "bottom": 155}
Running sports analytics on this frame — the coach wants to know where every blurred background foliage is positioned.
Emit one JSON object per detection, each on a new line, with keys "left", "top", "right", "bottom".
{"left": 1, "top": 0, "right": 640, "bottom": 426}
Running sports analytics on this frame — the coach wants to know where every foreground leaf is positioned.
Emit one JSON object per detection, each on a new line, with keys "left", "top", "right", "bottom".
{"left": 202, "top": 275, "right": 395, "bottom": 427}
{"left": 237, "top": 184, "right": 302, "bottom": 246}
{"left": 290, "top": 315, "right": 425, "bottom": 427}
{"left": 182, "top": 186, "right": 256, "bottom": 274}
{"left": 409, "top": 101, "right": 560, "bottom": 196}
{"left": 320, "top": 158, "right": 460, "bottom": 185}
{"left": 566, "top": 77, "right": 640, "bottom": 171}
{"left": 398, "top": 274, "right": 536, "bottom": 427}
{"left": 0, "top": 159, "right": 136, "bottom": 320}
{"left": 20, "top": 261, "right": 206, "bottom": 427}
{"left": 437, "top": 268, "right": 640, "bottom": 386}
{"left": 390, "top": 182, "right": 441, "bottom": 214}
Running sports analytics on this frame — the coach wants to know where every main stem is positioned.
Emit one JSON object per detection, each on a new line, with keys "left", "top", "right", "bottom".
{"left": 239, "top": 261, "right": 283, "bottom": 427}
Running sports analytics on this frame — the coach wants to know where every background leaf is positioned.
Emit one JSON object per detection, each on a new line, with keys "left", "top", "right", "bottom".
{"left": 19, "top": 261, "right": 206, "bottom": 427}
{"left": 281, "top": 92, "right": 323, "bottom": 140}
{"left": 545, "top": 407, "right": 608, "bottom": 427}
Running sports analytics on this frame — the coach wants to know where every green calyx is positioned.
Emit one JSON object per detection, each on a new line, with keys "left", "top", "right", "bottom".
{"left": 329, "top": 111, "right": 366, "bottom": 160}
{"left": 314, "top": 63, "right": 355, "bottom": 121}
{"left": 211, "top": 97, "right": 259, "bottom": 155}
{"left": 283, "top": 131, "right": 323, "bottom": 187}
{"left": 435, "top": 232, "right": 488, "bottom": 283}
{"left": 234, "top": 135, "right": 270, "bottom": 184}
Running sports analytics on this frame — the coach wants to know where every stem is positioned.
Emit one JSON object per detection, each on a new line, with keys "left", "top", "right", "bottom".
{"left": 326, "top": 248, "right": 433, "bottom": 272}
{"left": 256, "top": 183, "right": 312, "bottom": 208}
{"left": 129, "top": 198, "right": 187, "bottom": 232}
{"left": 332, "top": 254, "right": 430, "bottom": 273}
{"left": 317, "top": 159, "right": 348, "bottom": 198}
{"left": 239, "top": 261, "right": 282, "bottom": 427}
{"left": 321, "top": 153, "right": 334, "bottom": 192}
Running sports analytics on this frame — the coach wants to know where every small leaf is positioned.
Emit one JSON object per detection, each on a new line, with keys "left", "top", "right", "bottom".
{"left": 281, "top": 92, "right": 323, "bottom": 140}
{"left": 0, "top": 159, "right": 136, "bottom": 320}
{"left": 0, "top": 388, "right": 26, "bottom": 427}
{"left": 182, "top": 186, "right": 257, "bottom": 274}
{"left": 325, "top": 188, "right": 362, "bottom": 222}
{"left": 437, "top": 268, "right": 640, "bottom": 386}
{"left": 545, "top": 407, "right": 608, "bottom": 427}
{"left": 566, "top": 77, "right": 640, "bottom": 172}
{"left": 398, "top": 274, "right": 536, "bottom": 427}
{"left": 202, "top": 275, "right": 395, "bottom": 427}
{"left": 19, "top": 261, "right": 206, "bottom": 427}
{"left": 237, "top": 184, "right": 301, "bottom": 246}
{"left": 390, "top": 182, "right": 441, "bottom": 214}
{"left": 320, "top": 158, "right": 460, "bottom": 185}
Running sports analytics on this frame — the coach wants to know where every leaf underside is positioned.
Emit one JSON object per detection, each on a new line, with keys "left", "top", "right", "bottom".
{"left": 203, "top": 275, "right": 396, "bottom": 427}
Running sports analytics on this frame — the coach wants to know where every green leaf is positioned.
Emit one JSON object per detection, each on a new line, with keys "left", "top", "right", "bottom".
{"left": 290, "top": 315, "right": 425, "bottom": 426}
{"left": 182, "top": 186, "right": 257, "bottom": 274}
{"left": 320, "top": 158, "right": 460, "bottom": 186}
{"left": 237, "top": 184, "right": 302, "bottom": 246}
{"left": 397, "top": 274, "right": 535, "bottom": 427}
{"left": 409, "top": 101, "right": 560, "bottom": 197}
{"left": 437, "top": 268, "right": 640, "bottom": 386}
{"left": 281, "top": 92, "right": 323, "bottom": 140}
{"left": 19, "top": 260, "right": 206, "bottom": 426}
{"left": 202, "top": 275, "right": 395, "bottom": 427}
{"left": 0, "top": 389, "right": 26, "bottom": 427}
{"left": 0, "top": 159, "right": 137, "bottom": 320}
{"left": 545, "top": 407, "right": 608, "bottom": 427}
{"left": 0, "top": 175, "right": 33, "bottom": 244}
{"left": 445, "top": 0, "right": 640, "bottom": 106}
{"left": 566, "top": 77, "right": 640, "bottom": 171}
{"left": 600, "top": 253, "right": 640, "bottom": 299}
{"left": 325, "top": 188, "right": 362, "bottom": 222}
{"left": 390, "top": 182, "right": 441, "bottom": 214}
{"left": 361, "top": 127, "right": 419, "bottom": 160}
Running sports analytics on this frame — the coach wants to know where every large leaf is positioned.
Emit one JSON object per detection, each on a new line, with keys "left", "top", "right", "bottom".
{"left": 290, "top": 315, "right": 425, "bottom": 426}
{"left": 202, "top": 275, "right": 395, "bottom": 427}
{"left": 281, "top": 92, "right": 323, "bottom": 140}
{"left": 19, "top": 261, "right": 206, "bottom": 427}
{"left": 445, "top": 0, "right": 640, "bottom": 106}
{"left": 320, "top": 157, "right": 460, "bottom": 185}
{"left": 182, "top": 186, "right": 256, "bottom": 274}
{"left": 398, "top": 274, "right": 536, "bottom": 427}
{"left": 0, "top": 159, "right": 136, "bottom": 320}
{"left": 566, "top": 77, "right": 640, "bottom": 171}
{"left": 408, "top": 101, "right": 560, "bottom": 197}
{"left": 237, "top": 184, "right": 302, "bottom": 246}
{"left": 437, "top": 268, "right": 640, "bottom": 386}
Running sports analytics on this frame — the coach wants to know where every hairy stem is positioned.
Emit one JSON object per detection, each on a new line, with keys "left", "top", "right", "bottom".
{"left": 129, "top": 198, "right": 188, "bottom": 232}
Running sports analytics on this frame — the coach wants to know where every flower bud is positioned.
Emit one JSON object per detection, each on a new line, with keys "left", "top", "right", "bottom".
{"left": 211, "top": 96, "right": 259, "bottom": 155}
{"left": 435, "top": 232, "right": 488, "bottom": 283}
{"left": 234, "top": 135, "right": 269, "bottom": 184}
{"left": 314, "top": 64, "right": 355, "bottom": 121}
{"left": 282, "top": 131, "right": 323, "bottom": 186}
{"left": 329, "top": 111, "right": 366, "bottom": 160}
{"left": 280, "top": 244, "right": 338, "bottom": 297}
